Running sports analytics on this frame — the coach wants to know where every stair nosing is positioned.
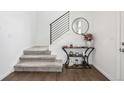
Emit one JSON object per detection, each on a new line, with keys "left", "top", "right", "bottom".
{"left": 20, "top": 55, "right": 56, "bottom": 58}
{"left": 15, "top": 62, "right": 63, "bottom": 68}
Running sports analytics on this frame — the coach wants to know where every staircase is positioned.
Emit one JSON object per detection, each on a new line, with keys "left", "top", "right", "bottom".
{"left": 14, "top": 46, "right": 63, "bottom": 72}
{"left": 14, "top": 12, "right": 70, "bottom": 72}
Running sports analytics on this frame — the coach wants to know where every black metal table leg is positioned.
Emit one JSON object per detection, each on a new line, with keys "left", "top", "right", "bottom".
{"left": 62, "top": 47, "right": 70, "bottom": 67}
{"left": 85, "top": 48, "right": 95, "bottom": 68}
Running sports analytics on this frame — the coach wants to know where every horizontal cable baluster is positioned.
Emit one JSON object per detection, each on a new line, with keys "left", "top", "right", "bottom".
{"left": 51, "top": 15, "right": 68, "bottom": 26}
{"left": 52, "top": 22, "right": 68, "bottom": 31}
{"left": 52, "top": 27, "right": 68, "bottom": 41}
{"left": 50, "top": 11, "right": 69, "bottom": 24}
{"left": 51, "top": 21, "right": 68, "bottom": 30}
{"left": 52, "top": 29, "right": 68, "bottom": 42}
{"left": 50, "top": 11, "right": 69, "bottom": 44}
{"left": 51, "top": 26, "right": 68, "bottom": 38}
{"left": 51, "top": 18, "right": 68, "bottom": 29}
{"left": 51, "top": 24, "right": 68, "bottom": 36}
{"left": 51, "top": 22, "right": 68, "bottom": 34}
{"left": 51, "top": 26, "right": 68, "bottom": 41}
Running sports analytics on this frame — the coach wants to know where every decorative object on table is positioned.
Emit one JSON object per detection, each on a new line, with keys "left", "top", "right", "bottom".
{"left": 75, "top": 59, "right": 79, "bottom": 66}
{"left": 75, "top": 52, "right": 80, "bottom": 57}
{"left": 72, "top": 17, "right": 89, "bottom": 35}
{"left": 70, "top": 44, "right": 73, "bottom": 48}
{"left": 68, "top": 59, "right": 73, "bottom": 66}
{"left": 84, "top": 33, "right": 93, "bottom": 41}
{"left": 84, "top": 33, "right": 93, "bottom": 47}
{"left": 69, "top": 51, "right": 73, "bottom": 56}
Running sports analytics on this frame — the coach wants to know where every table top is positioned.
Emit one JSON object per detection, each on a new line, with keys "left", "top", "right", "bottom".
{"left": 62, "top": 46, "right": 94, "bottom": 49}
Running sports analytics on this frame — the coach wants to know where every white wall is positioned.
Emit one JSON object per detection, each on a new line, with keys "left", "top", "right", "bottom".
{"left": 0, "top": 11, "right": 120, "bottom": 81}
{"left": 0, "top": 11, "right": 38, "bottom": 80}
{"left": 35, "top": 11, "right": 66, "bottom": 45}
{"left": 50, "top": 11, "right": 94, "bottom": 64}
{"left": 93, "top": 12, "right": 119, "bottom": 80}
{"left": 50, "top": 11, "right": 120, "bottom": 80}
{"left": 120, "top": 12, "right": 124, "bottom": 80}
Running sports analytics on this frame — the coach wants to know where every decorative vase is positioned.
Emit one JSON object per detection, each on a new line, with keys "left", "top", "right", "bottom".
{"left": 69, "top": 51, "right": 73, "bottom": 56}
{"left": 68, "top": 59, "right": 73, "bottom": 66}
{"left": 85, "top": 41, "right": 93, "bottom": 47}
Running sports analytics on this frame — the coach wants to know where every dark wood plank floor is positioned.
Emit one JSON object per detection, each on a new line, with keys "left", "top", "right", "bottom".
{"left": 2, "top": 66, "right": 109, "bottom": 81}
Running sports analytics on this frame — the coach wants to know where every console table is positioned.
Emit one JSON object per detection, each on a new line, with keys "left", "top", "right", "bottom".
{"left": 62, "top": 46, "right": 94, "bottom": 69}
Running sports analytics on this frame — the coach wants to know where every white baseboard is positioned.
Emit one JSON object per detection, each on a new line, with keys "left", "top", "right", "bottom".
{"left": 0, "top": 68, "right": 14, "bottom": 81}
{"left": 93, "top": 64, "right": 114, "bottom": 81}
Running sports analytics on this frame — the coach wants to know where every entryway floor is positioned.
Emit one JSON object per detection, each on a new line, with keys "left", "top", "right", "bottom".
{"left": 2, "top": 66, "right": 109, "bottom": 81}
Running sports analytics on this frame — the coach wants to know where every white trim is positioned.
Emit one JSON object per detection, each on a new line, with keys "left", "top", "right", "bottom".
{"left": 0, "top": 68, "right": 14, "bottom": 81}
{"left": 116, "top": 11, "right": 121, "bottom": 80}
{"left": 93, "top": 64, "right": 114, "bottom": 81}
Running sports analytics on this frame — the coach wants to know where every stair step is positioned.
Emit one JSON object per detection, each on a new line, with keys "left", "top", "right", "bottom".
{"left": 14, "top": 61, "right": 63, "bottom": 72}
{"left": 20, "top": 55, "right": 56, "bottom": 62}
{"left": 24, "top": 46, "right": 50, "bottom": 55}
{"left": 27, "top": 46, "right": 49, "bottom": 51}
{"left": 24, "top": 50, "right": 51, "bottom": 55}
{"left": 31, "top": 46, "right": 49, "bottom": 48}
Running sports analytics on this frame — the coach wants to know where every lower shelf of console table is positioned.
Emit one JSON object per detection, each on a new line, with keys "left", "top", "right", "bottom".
{"left": 65, "top": 64, "right": 92, "bottom": 69}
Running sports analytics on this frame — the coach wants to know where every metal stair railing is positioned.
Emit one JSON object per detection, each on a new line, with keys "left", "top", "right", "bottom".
{"left": 50, "top": 11, "right": 70, "bottom": 44}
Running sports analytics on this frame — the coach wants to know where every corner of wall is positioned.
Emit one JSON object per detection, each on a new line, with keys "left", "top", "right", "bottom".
{"left": 0, "top": 67, "right": 14, "bottom": 80}
{"left": 93, "top": 64, "right": 115, "bottom": 81}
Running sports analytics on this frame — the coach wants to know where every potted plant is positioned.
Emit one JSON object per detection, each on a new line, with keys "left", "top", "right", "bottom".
{"left": 83, "top": 33, "right": 93, "bottom": 47}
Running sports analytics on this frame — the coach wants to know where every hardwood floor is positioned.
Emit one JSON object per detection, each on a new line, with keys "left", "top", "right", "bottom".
{"left": 2, "top": 66, "right": 109, "bottom": 81}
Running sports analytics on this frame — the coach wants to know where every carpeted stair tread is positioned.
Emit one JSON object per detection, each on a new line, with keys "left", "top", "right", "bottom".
{"left": 20, "top": 55, "right": 56, "bottom": 59}
{"left": 24, "top": 46, "right": 50, "bottom": 55}
{"left": 15, "top": 61, "right": 62, "bottom": 67}
{"left": 14, "top": 61, "right": 63, "bottom": 72}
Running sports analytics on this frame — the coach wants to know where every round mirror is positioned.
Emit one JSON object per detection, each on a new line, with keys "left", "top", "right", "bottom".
{"left": 72, "top": 17, "right": 89, "bottom": 35}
